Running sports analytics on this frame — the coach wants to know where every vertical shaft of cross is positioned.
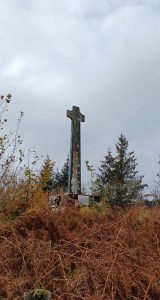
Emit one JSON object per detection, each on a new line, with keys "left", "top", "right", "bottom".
{"left": 67, "top": 106, "right": 85, "bottom": 194}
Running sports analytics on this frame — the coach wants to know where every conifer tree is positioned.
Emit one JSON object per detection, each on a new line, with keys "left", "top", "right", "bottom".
{"left": 39, "top": 156, "right": 54, "bottom": 193}
{"left": 153, "top": 158, "right": 160, "bottom": 200}
{"left": 53, "top": 156, "right": 69, "bottom": 192}
{"left": 60, "top": 155, "right": 69, "bottom": 190}
{"left": 98, "top": 134, "right": 146, "bottom": 207}
{"left": 98, "top": 149, "right": 115, "bottom": 199}
{"left": 98, "top": 148, "right": 115, "bottom": 186}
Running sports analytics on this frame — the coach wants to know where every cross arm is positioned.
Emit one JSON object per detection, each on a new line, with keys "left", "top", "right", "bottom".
{"left": 67, "top": 110, "right": 73, "bottom": 119}
{"left": 80, "top": 113, "right": 85, "bottom": 122}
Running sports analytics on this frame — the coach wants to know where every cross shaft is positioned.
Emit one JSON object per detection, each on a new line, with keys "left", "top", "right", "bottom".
{"left": 67, "top": 106, "right": 85, "bottom": 194}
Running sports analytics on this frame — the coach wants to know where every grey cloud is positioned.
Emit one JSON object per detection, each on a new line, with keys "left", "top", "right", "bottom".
{"left": 0, "top": 0, "right": 160, "bottom": 189}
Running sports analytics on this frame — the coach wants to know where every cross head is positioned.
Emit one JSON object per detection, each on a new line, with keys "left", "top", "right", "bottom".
{"left": 67, "top": 106, "right": 85, "bottom": 123}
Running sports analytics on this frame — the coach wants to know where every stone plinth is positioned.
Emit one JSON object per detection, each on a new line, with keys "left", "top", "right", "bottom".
{"left": 49, "top": 193, "right": 100, "bottom": 210}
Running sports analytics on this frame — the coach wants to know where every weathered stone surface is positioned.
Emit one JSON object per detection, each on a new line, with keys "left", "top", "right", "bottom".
{"left": 49, "top": 193, "right": 79, "bottom": 210}
{"left": 78, "top": 194, "right": 101, "bottom": 206}
{"left": 78, "top": 194, "right": 90, "bottom": 206}
{"left": 24, "top": 289, "right": 51, "bottom": 300}
{"left": 67, "top": 106, "right": 85, "bottom": 194}
{"left": 49, "top": 195, "right": 61, "bottom": 210}
{"left": 49, "top": 193, "right": 101, "bottom": 210}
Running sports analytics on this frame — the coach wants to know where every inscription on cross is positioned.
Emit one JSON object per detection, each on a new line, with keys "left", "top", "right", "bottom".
{"left": 67, "top": 106, "right": 85, "bottom": 194}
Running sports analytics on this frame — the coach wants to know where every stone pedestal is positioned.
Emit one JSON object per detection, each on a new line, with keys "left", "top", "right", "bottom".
{"left": 49, "top": 193, "right": 100, "bottom": 209}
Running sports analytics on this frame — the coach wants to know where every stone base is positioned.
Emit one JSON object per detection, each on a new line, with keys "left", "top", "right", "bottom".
{"left": 49, "top": 193, "right": 100, "bottom": 210}
{"left": 49, "top": 193, "right": 78, "bottom": 210}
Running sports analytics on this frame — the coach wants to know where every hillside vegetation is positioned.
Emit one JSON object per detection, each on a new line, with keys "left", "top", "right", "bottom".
{"left": 0, "top": 94, "right": 160, "bottom": 299}
{"left": 0, "top": 204, "right": 160, "bottom": 300}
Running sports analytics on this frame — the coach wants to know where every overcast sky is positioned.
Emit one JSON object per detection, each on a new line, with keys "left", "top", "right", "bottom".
{"left": 0, "top": 0, "right": 160, "bottom": 190}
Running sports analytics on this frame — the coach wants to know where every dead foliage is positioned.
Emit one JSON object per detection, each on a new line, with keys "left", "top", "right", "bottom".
{"left": 0, "top": 204, "right": 160, "bottom": 299}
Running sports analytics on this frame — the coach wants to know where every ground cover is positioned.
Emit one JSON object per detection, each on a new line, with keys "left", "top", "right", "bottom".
{"left": 0, "top": 205, "right": 160, "bottom": 299}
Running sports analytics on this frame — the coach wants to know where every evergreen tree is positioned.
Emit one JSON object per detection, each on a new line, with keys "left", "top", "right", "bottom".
{"left": 53, "top": 156, "right": 69, "bottom": 192}
{"left": 98, "top": 148, "right": 115, "bottom": 199}
{"left": 98, "top": 148, "right": 115, "bottom": 186}
{"left": 39, "top": 156, "right": 54, "bottom": 193}
{"left": 60, "top": 155, "right": 69, "bottom": 190}
{"left": 153, "top": 158, "right": 160, "bottom": 199}
{"left": 52, "top": 169, "right": 61, "bottom": 190}
{"left": 98, "top": 134, "right": 146, "bottom": 208}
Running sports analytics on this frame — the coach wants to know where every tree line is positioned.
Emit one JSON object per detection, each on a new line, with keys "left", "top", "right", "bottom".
{"left": 40, "top": 133, "right": 148, "bottom": 208}
{"left": 0, "top": 93, "right": 160, "bottom": 214}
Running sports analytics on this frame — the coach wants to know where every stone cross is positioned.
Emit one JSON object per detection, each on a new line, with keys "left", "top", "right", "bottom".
{"left": 67, "top": 106, "right": 85, "bottom": 194}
